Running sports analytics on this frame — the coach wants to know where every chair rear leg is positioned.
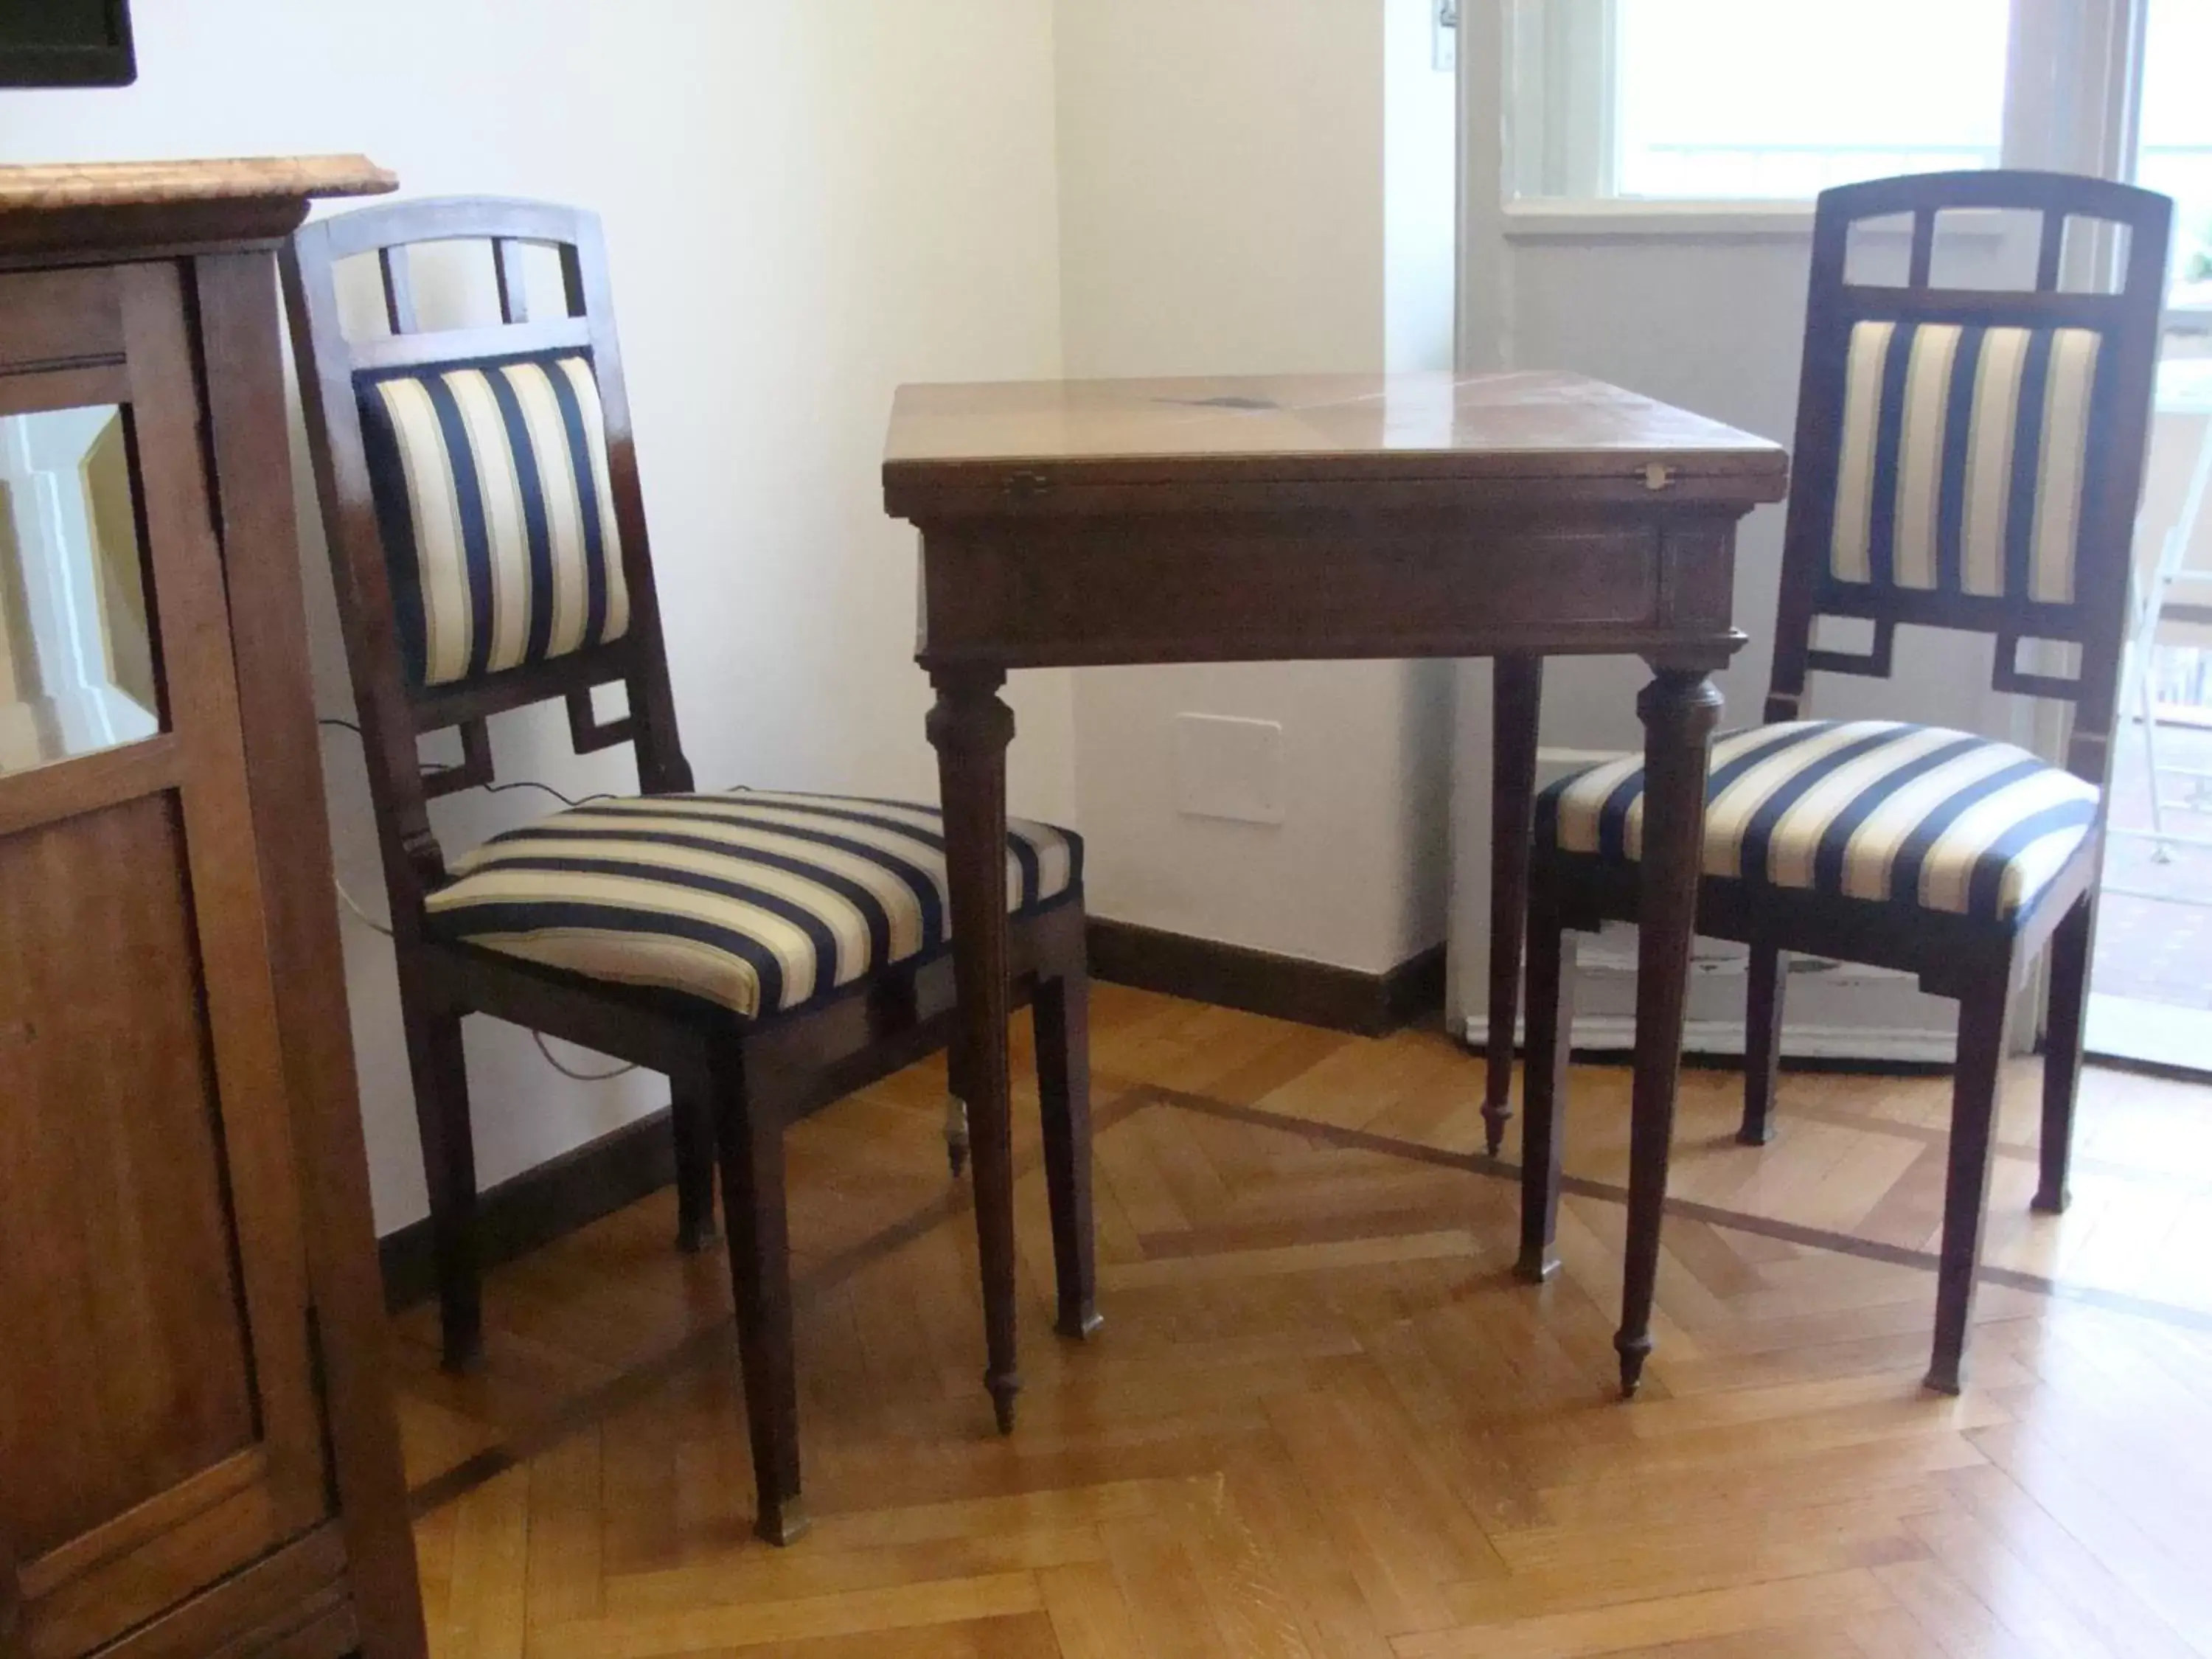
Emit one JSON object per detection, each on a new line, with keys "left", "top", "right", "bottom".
{"left": 1515, "top": 891, "right": 1577, "bottom": 1285}
{"left": 1034, "top": 962, "right": 1101, "bottom": 1340}
{"left": 669, "top": 1082, "right": 717, "bottom": 1253}
{"left": 708, "top": 1051, "right": 807, "bottom": 1545}
{"left": 2037, "top": 895, "right": 2096, "bottom": 1214}
{"left": 1927, "top": 975, "right": 2011, "bottom": 1396}
{"left": 945, "top": 1041, "right": 973, "bottom": 1180}
{"left": 1740, "top": 944, "right": 1785, "bottom": 1146}
{"left": 403, "top": 998, "right": 479, "bottom": 1371}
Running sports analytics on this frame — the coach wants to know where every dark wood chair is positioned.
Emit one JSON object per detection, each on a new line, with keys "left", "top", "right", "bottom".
{"left": 283, "top": 197, "right": 1099, "bottom": 1545}
{"left": 1505, "top": 170, "right": 2171, "bottom": 1398}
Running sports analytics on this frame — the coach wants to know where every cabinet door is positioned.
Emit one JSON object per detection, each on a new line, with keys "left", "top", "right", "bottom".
{"left": 0, "top": 263, "right": 334, "bottom": 1658}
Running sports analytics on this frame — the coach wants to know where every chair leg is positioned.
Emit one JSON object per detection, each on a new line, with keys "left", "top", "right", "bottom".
{"left": 403, "top": 998, "right": 480, "bottom": 1371}
{"left": 1927, "top": 973, "right": 2012, "bottom": 1397}
{"left": 1740, "top": 945, "right": 1785, "bottom": 1147}
{"left": 669, "top": 1082, "right": 717, "bottom": 1254}
{"left": 2037, "top": 894, "right": 2096, "bottom": 1215}
{"left": 1515, "top": 891, "right": 1576, "bottom": 1285}
{"left": 2135, "top": 636, "right": 2172, "bottom": 860}
{"left": 708, "top": 1051, "right": 807, "bottom": 1545}
{"left": 1484, "top": 655, "right": 1544, "bottom": 1158}
{"left": 943, "top": 1096, "right": 971, "bottom": 1178}
{"left": 1034, "top": 963, "right": 1102, "bottom": 1340}
{"left": 945, "top": 1039, "right": 972, "bottom": 1178}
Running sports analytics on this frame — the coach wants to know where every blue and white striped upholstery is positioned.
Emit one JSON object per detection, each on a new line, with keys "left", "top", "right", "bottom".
{"left": 358, "top": 351, "right": 631, "bottom": 688}
{"left": 425, "top": 790, "right": 1082, "bottom": 1018}
{"left": 1539, "top": 720, "right": 2098, "bottom": 924}
{"left": 1828, "top": 321, "right": 2109, "bottom": 605}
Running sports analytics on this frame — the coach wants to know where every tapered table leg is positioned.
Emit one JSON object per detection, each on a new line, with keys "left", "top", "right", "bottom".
{"left": 1615, "top": 663, "right": 1722, "bottom": 1398}
{"left": 926, "top": 665, "right": 1022, "bottom": 1433}
{"left": 1484, "top": 655, "right": 1544, "bottom": 1158}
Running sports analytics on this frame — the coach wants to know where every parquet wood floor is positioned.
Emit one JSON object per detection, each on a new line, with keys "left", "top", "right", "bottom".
{"left": 392, "top": 984, "right": 2212, "bottom": 1658}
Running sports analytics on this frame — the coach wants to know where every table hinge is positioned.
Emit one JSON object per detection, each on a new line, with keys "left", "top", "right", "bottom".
{"left": 1003, "top": 469, "right": 1055, "bottom": 501}
{"left": 1643, "top": 462, "right": 1676, "bottom": 492}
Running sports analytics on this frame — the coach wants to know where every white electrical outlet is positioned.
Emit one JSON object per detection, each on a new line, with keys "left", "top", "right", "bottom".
{"left": 1173, "top": 713, "right": 1286, "bottom": 825}
{"left": 1433, "top": 0, "right": 1457, "bottom": 72}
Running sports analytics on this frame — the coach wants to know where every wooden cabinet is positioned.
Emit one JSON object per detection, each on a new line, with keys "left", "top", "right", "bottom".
{"left": 0, "top": 160, "right": 423, "bottom": 1659}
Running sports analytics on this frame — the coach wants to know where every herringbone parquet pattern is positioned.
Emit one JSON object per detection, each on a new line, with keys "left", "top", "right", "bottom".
{"left": 392, "top": 985, "right": 2212, "bottom": 1658}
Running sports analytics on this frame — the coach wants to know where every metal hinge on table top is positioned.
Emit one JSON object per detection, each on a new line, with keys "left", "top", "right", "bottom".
{"left": 1643, "top": 462, "right": 1677, "bottom": 491}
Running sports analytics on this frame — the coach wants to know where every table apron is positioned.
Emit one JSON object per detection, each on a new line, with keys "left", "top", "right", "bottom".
{"left": 914, "top": 507, "right": 1745, "bottom": 669}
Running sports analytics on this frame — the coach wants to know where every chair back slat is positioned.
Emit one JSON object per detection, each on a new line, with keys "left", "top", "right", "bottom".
{"left": 493, "top": 237, "right": 531, "bottom": 324}
{"left": 2035, "top": 210, "right": 2067, "bottom": 291}
{"left": 377, "top": 243, "right": 417, "bottom": 333}
{"left": 1766, "top": 170, "right": 2171, "bottom": 791}
{"left": 1907, "top": 209, "right": 1935, "bottom": 288}
{"left": 283, "top": 195, "right": 694, "bottom": 929}
{"left": 421, "top": 718, "right": 495, "bottom": 800}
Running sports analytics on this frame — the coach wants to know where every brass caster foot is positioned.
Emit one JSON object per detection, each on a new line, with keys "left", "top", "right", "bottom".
{"left": 1513, "top": 1248, "right": 1558, "bottom": 1286}
{"left": 987, "top": 1373, "right": 1020, "bottom": 1435}
{"left": 757, "top": 1497, "right": 810, "bottom": 1547}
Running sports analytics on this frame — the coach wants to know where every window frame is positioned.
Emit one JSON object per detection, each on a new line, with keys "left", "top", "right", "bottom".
{"left": 1494, "top": 0, "right": 2145, "bottom": 235}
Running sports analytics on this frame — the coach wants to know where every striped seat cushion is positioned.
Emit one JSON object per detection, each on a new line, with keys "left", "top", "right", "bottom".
{"left": 424, "top": 790, "right": 1081, "bottom": 1018}
{"left": 358, "top": 350, "right": 630, "bottom": 688}
{"left": 1538, "top": 720, "right": 2098, "bottom": 924}
{"left": 1829, "top": 319, "right": 2110, "bottom": 604}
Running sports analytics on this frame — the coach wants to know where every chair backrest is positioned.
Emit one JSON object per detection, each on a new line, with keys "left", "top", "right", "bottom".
{"left": 284, "top": 198, "right": 692, "bottom": 928}
{"left": 1767, "top": 170, "right": 2173, "bottom": 787}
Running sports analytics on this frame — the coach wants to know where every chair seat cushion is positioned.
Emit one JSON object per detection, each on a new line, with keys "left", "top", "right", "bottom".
{"left": 1537, "top": 719, "right": 2098, "bottom": 924}
{"left": 425, "top": 790, "right": 1081, "bottom": 1018}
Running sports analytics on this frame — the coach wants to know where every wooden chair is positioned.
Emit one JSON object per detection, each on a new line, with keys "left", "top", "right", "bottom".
{"left": 1506, "top": 171, "right": 2171, "bottom": 1398}
{"left": 283, "top": 197, "right": 1099, "bottom": 1545}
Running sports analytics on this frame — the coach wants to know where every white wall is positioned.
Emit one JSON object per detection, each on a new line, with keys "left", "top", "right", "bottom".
{"left": 1055, "top": 0, "right": 1461, "bottom": 975}
{"left": 1, "top": 0, "right": 1074, "bottom": 1233}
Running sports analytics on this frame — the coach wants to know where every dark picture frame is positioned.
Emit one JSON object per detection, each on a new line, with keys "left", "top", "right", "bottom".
{"left": 0, "top": 0, "right": 136, "bottom": 89}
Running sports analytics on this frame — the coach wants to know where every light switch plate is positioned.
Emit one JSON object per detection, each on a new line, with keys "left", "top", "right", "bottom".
{"left": 1173, "top": 713, "right": 1285, "bottom": 825}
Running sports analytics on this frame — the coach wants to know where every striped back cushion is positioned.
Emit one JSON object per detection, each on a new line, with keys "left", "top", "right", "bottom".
{"left": 1827, "top": 320, "right": 2110, "bottom": 606}
{"left": 358, "top": 351, "right": 631, "bottom": 688}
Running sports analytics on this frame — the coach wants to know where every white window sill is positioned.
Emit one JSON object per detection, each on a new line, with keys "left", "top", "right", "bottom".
{"left": 1501, "top": 201, "right": 1817, "bottom": 242}
{"left": 1499, "top": 201, "right": 2017, "bottom": 246}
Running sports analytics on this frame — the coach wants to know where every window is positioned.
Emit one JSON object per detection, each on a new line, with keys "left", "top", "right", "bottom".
{"left": 1508, "top": 0, "right": 2013, "bottom": 201}
{"left": 2139, "top": 0, "right": 2212, "bottom": 310}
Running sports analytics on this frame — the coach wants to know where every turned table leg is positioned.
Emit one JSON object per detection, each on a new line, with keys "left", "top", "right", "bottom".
{"left": 1614, "top": 663, "right": 1722, "bottom": 1398}
{"left": 1484, "top": 655, "right": 1544, "bottom": 1158}
{"left": 926, "top": 665, "right": 1023, "bottom": 1433}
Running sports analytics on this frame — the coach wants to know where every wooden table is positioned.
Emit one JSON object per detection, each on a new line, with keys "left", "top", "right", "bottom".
{"left": 883, "top": 370, "right": 1788, "bottom": 1407}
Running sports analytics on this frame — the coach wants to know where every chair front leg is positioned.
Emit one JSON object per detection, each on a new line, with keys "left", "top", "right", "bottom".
{"left": 1515, "top": 883, "right": 1576, "bottom": 1285}
{"left": 1034, "top": 961, "right": 1101, "bottom": 1340}
{"left": 669, "top": 1080, "right": 717, "bottom": 1253}
{"left": 401, "top": 990, "right": 480, "bottom": 1371}
{"left": 707, "top": 1049, "right": 808, "bottom": 1545}
{"left": 1740, "top": 945, "right": 1785, "bottom": 1146}
{"left": 2036, "top": 894, "right": 2096, "bottom": 1214}
{"left": 1927, "top": 970, "right": 2013, "bottom": 1396}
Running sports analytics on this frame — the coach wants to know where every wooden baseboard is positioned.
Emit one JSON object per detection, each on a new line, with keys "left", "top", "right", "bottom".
{"left": 378, "top": 1106, "right": 678, "bottom": 1312}
{"left": 1086, "top": 919, "right": 1445, "bottom": 1038}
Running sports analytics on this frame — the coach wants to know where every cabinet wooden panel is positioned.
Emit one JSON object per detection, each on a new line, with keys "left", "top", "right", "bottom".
{"left": 0, "top": 793, "right": 262, "bottom": 1559}
{"left": 0, "top": 159, "right": 419, "bottom": 1659}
